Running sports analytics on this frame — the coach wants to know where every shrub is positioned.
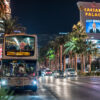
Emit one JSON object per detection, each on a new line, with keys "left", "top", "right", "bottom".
{"left": 95, "top": 72, "right": 100, "bottom": 76}
{"left": 0, "top": 88, "right": 15, "bottom": 100}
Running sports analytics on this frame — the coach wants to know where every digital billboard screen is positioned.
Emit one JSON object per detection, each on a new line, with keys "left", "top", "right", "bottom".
{"left": 88, "top": 39, "right": 100, "bottom": 53}
{"left": 5, "top": 36, "right": 35, "bottom": 56}
{"left": 86, "top": 20, "right": 100, "bottom": 34}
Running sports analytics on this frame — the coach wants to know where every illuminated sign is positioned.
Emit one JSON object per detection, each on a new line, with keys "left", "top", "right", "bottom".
{"left": 84, "top": 8, "right": 100, "bottom": 17}
{"left": 0, "top": 48, "right": 2, "bottom": 58}
{"left": 7, "top": 52, "right": 31, "bottom": 56}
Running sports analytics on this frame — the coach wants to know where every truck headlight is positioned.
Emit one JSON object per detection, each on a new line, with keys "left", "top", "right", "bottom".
{"left": 32, "top": 80, "right": 37, "bottom": 85}
{"left": 1, "top": 80, "right": 7, "bottom": 86}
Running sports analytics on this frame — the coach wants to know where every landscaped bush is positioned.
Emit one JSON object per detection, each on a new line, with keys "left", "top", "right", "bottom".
{"left": 78, "top": 71, "right": 100, "bottom": 76}
{"left": 95, "top": 72, "right": 100, "bottom": 76}
{"left": 78, "top": 71, "right": 87, "bottom": 76}
{"left": 0, "top": 88, "right": 15, "bottom": 100}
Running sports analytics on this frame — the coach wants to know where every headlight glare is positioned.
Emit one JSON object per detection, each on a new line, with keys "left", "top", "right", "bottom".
{"left": 67, "top": 72, "right": 70, "bottom": 75}
{"left": 1, "top": 80, "right": 7, "bottom": 85}
{"left": 75, "top": 72, "right": 77, "bottom": 75}
{"left": 33, "top": 80, "right": 37, "bottom": 85}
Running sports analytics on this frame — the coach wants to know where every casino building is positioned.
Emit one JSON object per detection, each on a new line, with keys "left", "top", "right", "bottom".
{"left": 77, "top": 1, "right": 100, "bottom": 57}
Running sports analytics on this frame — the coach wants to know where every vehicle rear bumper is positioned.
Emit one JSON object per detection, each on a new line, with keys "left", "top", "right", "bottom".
{"left": 67, "top": 74, "right": 77, "bottom": 77}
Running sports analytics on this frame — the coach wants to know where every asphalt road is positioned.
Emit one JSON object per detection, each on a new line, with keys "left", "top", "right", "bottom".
{"left": 9, "top": 76, "right": 100, "bottom": 100}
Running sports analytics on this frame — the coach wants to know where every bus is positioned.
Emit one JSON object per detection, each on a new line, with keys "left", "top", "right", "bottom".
{"left": 0, "top": 33, "right": 38, "bottom": 92}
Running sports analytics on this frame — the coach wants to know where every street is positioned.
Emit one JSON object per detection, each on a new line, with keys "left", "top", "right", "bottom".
{"left": 10, "top": 76, "right": 100, "bottom": 100}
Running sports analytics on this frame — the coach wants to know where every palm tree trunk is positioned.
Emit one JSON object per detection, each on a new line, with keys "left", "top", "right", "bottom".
{"left": 74, "top": 54, "right": 77, "bottom": 72}
{"left": 60, "top": 45, "right": 63, "bottom": 71}
{"left": 88, "top": 54, "right": 92, "bottom": 72}
{"left": 81, "top": 54, "right": 84, "bottom": 73}
{"left": 55, "top": 53, "right": 58, "bottom": 70}
{"left": 81, "top": 54, "right": 86, "bottom": 73}
{"left": 68, "top": 54, "right": 71, "bottom": 68}
{"left": 57, "top": 48, "right": 60, "bottom": 70}
{"left": 71, "top": 57, "right": 73, "bottom": 68}
{"left": 83, "top": 56, "right": 85, "bottom": 72}
{"left": 63, "top": 55, "right": 66, "bottom": 71}
{"left": 69, "top": 52, "right": 72, "bottom": 68}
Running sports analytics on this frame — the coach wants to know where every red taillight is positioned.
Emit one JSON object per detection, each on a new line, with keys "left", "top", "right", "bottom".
{"left": 33, "top": 73, "right": 35, "bottom": 76}
{"left": 46, "top": 72, "right": 52, "bottom": 74}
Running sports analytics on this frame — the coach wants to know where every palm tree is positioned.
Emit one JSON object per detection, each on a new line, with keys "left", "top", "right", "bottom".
{"left": 49, "top": 40, "right": 59, "bottom": 70}
{"left": 86, "top": 41, "right": 98, "bottom": 72}
{"left": 56, "top": 36, "right": 65, "bottom": 71}
{"left": 64, "top": 22, "right": 88, "bottom": 72}
{"left": 64, "top": 37, "right": 78, "bottom": 71}
{"left": 47, "top": 48, "right": 55, "bottom": 70}
{"left": 0, "top": 0, "right": 6, "bottom": 18}
{"left": 39, "top": 45, "right": 49, "bottom": 68}
{"left": 2, "top": 18, "right": 26, "bottom": 34}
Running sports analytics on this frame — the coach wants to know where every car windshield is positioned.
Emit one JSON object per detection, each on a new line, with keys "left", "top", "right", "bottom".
{"left": 46, "top": 70, "right": 51, "bottom": 72}
{"left": 67, "top": 69, "right": 75, "bottom": 71}
{"left": 57, "top": 70, "right": 63, "bottom": 73}
{"left": 96, "top": 69, "right": 100, "bottom": 71}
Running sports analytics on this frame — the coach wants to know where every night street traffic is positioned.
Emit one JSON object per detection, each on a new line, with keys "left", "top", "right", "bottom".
{"left": 0, "top": 1, "right": 100, "bottom": 100}
{"left": 10, "top": 76, "right": 100, "bottom": 100}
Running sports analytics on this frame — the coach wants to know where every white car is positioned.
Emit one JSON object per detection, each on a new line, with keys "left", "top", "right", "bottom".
{"left": 53, "top": 70, "right": 64, "bottom": 78}
{"left": 64, "top": 68, "right": 77, "bottom": 77}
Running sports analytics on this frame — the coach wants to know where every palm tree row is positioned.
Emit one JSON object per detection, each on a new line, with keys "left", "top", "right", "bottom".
{"left": 39, "top": 22, "right": 98, "bottom": 73}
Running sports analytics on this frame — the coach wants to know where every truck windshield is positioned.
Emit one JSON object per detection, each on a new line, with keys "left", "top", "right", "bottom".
{"left": 1, "top": 64, "right": 35, "bottom": 77}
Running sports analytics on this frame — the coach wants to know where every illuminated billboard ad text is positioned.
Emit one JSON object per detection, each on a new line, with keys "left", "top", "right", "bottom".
{"left": 5, "top": 36, "right": 35, "bottom": 56}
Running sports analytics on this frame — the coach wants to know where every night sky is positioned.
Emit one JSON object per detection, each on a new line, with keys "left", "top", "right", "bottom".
{"left": 11, "top": 0, "right": 100, "bottom": 47}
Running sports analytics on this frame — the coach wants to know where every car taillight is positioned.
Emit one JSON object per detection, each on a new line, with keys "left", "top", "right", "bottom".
{"left": 46, "top": 72, "right": 52, "bottom": 74}
{"left": 33, "top": 73, "right": 35, "bottom": 76}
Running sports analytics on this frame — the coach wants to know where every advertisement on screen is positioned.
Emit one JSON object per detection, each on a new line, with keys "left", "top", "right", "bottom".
{"left": 86, "top": 20, "right": 100, "bottom": 34}
{"left": 88, "top": 39, "right": 100, "bottom": 53}
{"left": 5, "top": 36, "right": 35, "bottom": 56}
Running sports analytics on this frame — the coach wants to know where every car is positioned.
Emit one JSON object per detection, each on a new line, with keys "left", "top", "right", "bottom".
{"left": 45, "top": 70, "right": 52, "bottom": 76}
{"left": 64, "top": 68, "right": 77, "bottom": 77}
{"left": 53, "top": 70, "right": 64, "bottom": 78}
{"left": 95, "top": 69, "right": 100, "bottom": 73}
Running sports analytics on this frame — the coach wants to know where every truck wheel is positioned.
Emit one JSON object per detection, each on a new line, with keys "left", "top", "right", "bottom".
{"left": 32, "top": 89, "right": 37, "bottom": 92}
{"left": 32, "top": 86, "right": 37, "bottom": 92}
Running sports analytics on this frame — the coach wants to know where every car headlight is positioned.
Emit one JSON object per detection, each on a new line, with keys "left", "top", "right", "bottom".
{"left": 1, "top": 80, "right": 7, "bottom": 86}
{"left": 75, "top": 72, "right": 77, "bottom": 75}
{"left": 57, "top": 73, "right": 59, "bottom": 76}
{"left": 32, "top": 80, "right": 37, "bottom": 85}
{"left": 67, "top": 72, "right": 70, "bottom": 75}
{"left": 64, "top": 73, "right": 66, "bottom": 76}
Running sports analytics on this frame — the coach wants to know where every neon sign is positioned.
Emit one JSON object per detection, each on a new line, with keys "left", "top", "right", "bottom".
{"left": 84, "top": 8, "right": 100, "bottom": 17}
